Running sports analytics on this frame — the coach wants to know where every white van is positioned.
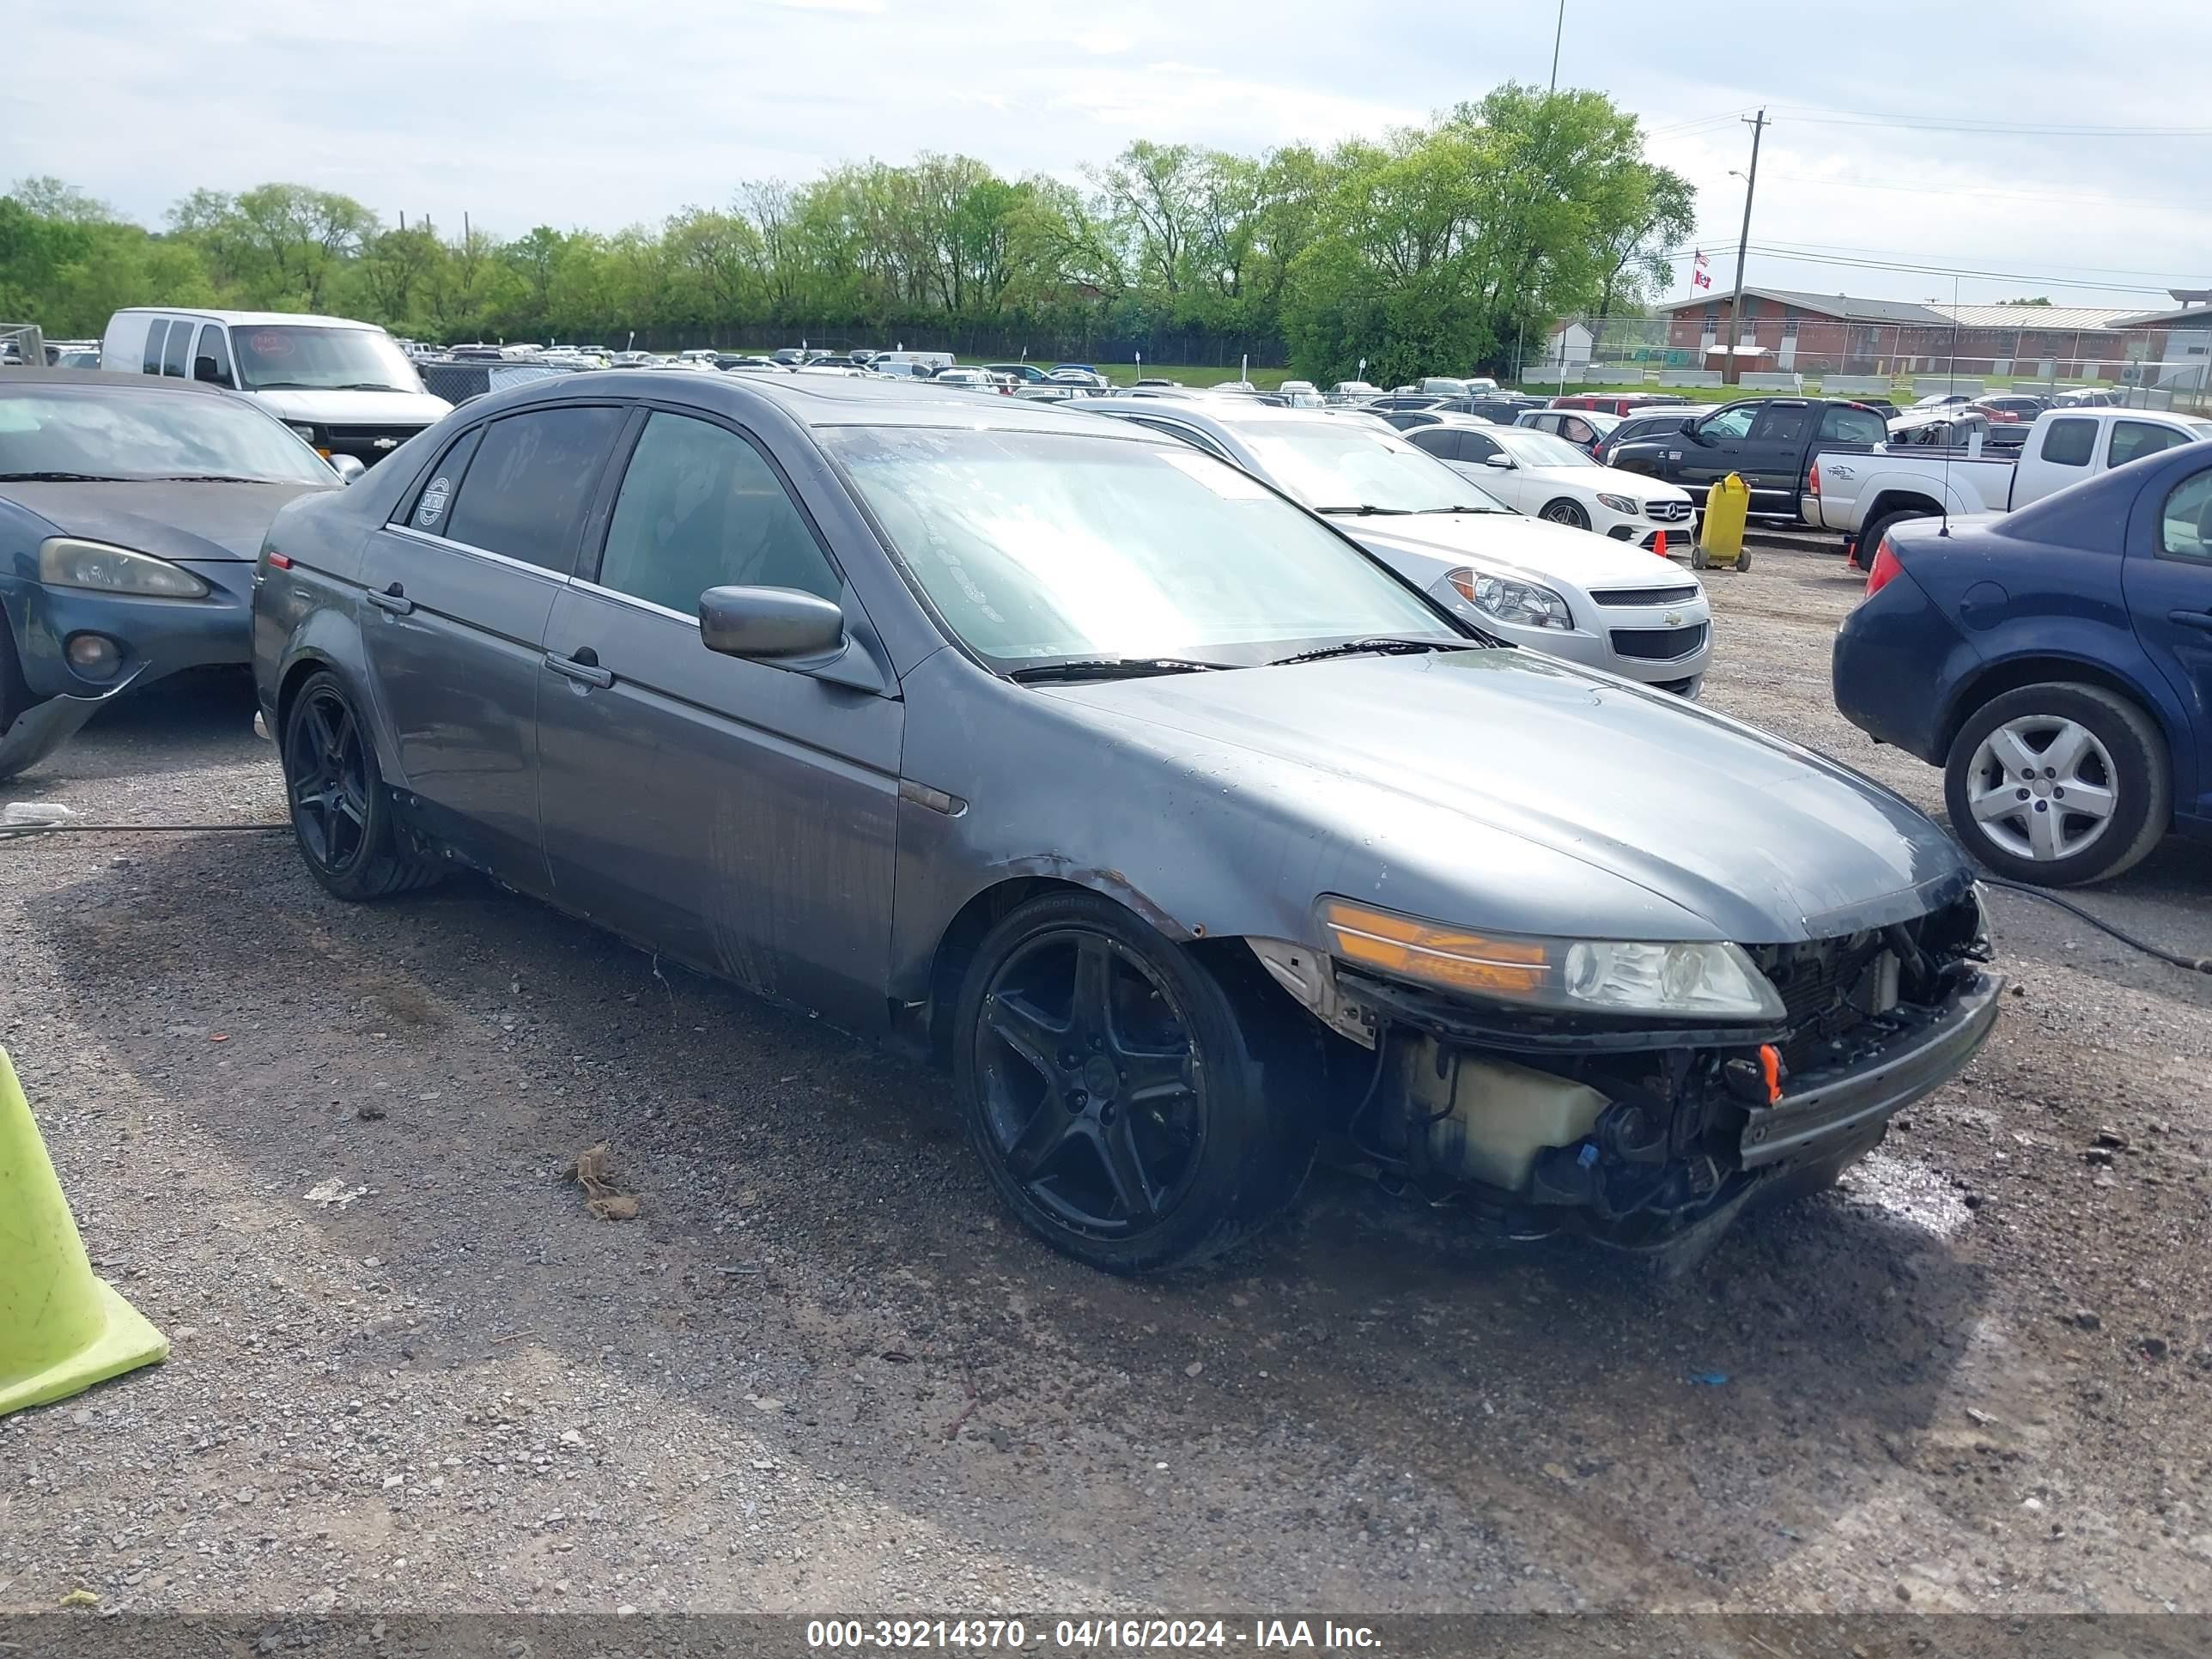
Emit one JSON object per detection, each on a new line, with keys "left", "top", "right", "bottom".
{"left": 869, "top": 350, "right": 954, "bottom": 380}
{"left": 100, "top": 309, "right": 451, "bottom": 468}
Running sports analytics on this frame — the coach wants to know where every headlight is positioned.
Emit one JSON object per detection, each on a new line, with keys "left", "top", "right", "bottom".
{"left": 38, "top": 537, "right": 210, "bottom": 599}
{"left": 1595, "top": 492, "right": 1642, "bottom": 515}
{"left": 1319, "top": 898, "right": 1785, "bottom": 1020}
{"left": 286, "top": 422, "right": 319, "bottom": 444}
{"left": 1447, "top": 568, "right": 1572, "bottom": 631}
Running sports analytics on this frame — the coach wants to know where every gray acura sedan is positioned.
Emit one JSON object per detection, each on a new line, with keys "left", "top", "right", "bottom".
{"left": 251, "top": 372, "right": 2000, "bottom": 1274}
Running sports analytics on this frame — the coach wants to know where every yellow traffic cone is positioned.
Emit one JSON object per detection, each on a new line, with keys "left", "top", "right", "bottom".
{"left": 0, "top": 1047, "right": 167, "bottom": 1417}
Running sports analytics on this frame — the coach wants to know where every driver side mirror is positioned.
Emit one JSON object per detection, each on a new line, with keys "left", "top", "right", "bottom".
{"left": 700, "top": 586, "right": 846, "bottom": 662}
{"left": 1483, "top": 453, "right": 1514, "bottom": 469}
{"left": 193, "top": 356, "right": 228, "bottom": 386}
{"left": 327, "top": 453, "right": 366, "bottom": 485}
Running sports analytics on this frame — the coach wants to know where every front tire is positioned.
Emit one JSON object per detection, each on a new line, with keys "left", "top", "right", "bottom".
{"left": 1943, "top": 682, "right": 2169, "bottom": 886}
{"left": 1540, "top": 498, "right": 1591, "bottom": 531}
{"left": 281, "top": 671, "right": 443, "bottom": 901}
{"left": 954, "top": 892, "right": 1319, "bottom": 1274}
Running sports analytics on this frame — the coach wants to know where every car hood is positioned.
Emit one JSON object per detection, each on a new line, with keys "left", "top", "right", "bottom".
{"left": 1038, "top": 649, "right": 1969, "bottom": 944}
{"left": 1340, "top": 512, "right": 1704, "bottom": 592}
{"left": 246, "top": 387, "right": 451, "bottom": 425}
{"left": 1517, "top": 461, "right": 1692, "bottom": 501}
{"left": 7, "top": 480, "right": 335, "bottom": 562}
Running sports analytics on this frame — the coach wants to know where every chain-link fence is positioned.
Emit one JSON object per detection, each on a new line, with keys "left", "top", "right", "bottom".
{"left": 1524, "top": 313, "right": 2212, "bottom": 411}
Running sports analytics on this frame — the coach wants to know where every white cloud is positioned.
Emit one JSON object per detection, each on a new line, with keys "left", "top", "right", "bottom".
{"left": 1074, "top": 28, "right": 1134, "bottom": 54}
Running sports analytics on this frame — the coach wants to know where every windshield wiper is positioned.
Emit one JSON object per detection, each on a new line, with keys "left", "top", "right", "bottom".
{"left": 150, "top": 474, "right": 266, "bottom": 484}
{"left": 1414, "top": 504, "right": 1501, "bottom": 514}
{"left": 1316, "top": 504, "right": 1416, "bottom": 515}
{"left": 1007, "top": 657, "right": 1237, "bottom": 684}
{"left": 1268, "top": 637, "right": 1472, "bottom": 666}
{"left": 0, "top": 471, "right": 134, "bottom": 483}
{"left": 331, "top": 382, "right": 410, "bottom": 392}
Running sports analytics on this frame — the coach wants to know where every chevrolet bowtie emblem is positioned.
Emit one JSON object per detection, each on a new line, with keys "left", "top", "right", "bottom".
{"left": 1662, "top": 611, "right": 1682, "bottom": 626}
{"left": 371, "top": 437, "right": 399, "bottom": 451}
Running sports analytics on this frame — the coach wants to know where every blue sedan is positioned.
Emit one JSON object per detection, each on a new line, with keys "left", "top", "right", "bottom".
{"left": 1833, "top": 440, "right": 2212, "bottom": 885}
{"left": 0, "top": 371, "right": 343, "bottom": 778}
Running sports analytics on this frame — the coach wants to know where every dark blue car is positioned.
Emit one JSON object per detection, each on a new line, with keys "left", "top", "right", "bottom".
{"left": 1833, "top": 440, "right": 2212, "bottom": 885}
{"left": 0, "top": 370, "right": 342, "bottom": 778}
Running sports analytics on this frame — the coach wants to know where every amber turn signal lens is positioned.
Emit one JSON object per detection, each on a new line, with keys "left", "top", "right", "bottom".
{"left": 1319, "top": 900, "right": 1548, "bottom": 997}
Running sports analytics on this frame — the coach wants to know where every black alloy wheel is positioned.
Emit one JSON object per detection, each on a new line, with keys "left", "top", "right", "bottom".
{"left": 955, "top": 891, "right": 1320, "bottom": 1273}
{"left": 975, "top": 927, "right": 1206, "bottom": 1240}
{"left": 280, "top": 671, "right": 442, "bottom": 901}
{"left": 286, "top": 681, "right": 370, "bottom": 875}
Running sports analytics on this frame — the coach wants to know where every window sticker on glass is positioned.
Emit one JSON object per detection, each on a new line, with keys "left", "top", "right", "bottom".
{"left": 416, "top": 475, "right": 451, "bottom": 528}
{"left": 246, "top": 331, "right": 295, "bottom": 356}
{"left": 1156, "top": 447, "right": 1271, "bottom": 500}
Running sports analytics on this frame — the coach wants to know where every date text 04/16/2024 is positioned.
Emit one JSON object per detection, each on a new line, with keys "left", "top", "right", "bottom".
{"left": 804, "top": 1620, "right": 1382, "bottom": 1650}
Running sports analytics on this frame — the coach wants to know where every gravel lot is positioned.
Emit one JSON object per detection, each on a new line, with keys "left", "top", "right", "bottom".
{"left": 3, "top": 537, "right": 2210, "bottom": 1620}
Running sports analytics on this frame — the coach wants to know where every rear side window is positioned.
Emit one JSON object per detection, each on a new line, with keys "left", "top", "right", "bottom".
{"left": 398, "top": 427, "right": 485, "bottom": 534}
{"left": 193, "top": 325, "right": 234, "bottom": 388}
{"left": 161, "top": 322, "right": 191, "bottom": 378}
{"left": 595, "top": 411, "right": 841, "bottom": 610}
{"left": 140, "top": 319, "right": 169, "bottom": 374}
{"left": 2040, "top": 418, "right": 2096, "bottom": 467}
{"left": 1749, "top": 404, "right": 1810, "bottom": 443}
{"left": 2160, "top": 471, "right": 2212, "bottom": 562}
{"left": 1820, "top": 405, "right": 1887, "bottom": 445}
{"left": 441, "top": 406, "right": 624, "bottom": 574}
{"left": 1407, "top": 428, "right": 1457, "bottom": 460}
{"left": 2110, "top": 421, "right": 2190, "bottom": 470}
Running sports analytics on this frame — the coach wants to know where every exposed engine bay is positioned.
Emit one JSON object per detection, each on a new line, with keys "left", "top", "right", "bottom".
{"left": 1249, "top": 886, "right": 1998, "bottom": 1252}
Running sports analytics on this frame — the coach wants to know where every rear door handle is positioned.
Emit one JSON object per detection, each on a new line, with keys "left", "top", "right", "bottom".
{"left": 367, "top": 582, "right": 413, "bottom": 616}
{"left": 543, "top": 650, "right": 613, "bottom": 689}
{"left": 2169, "top": 610, "right": 2212, "bottom": 633}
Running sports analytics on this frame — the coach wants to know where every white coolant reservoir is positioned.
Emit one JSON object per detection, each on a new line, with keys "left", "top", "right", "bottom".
{"left": 1401, "top": 1041, "right": 1610, "bottom": 1192}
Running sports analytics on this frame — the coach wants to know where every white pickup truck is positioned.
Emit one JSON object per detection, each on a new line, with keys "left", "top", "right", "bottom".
{"left": 1804, "top": 405, "right": 2212, "bottom": 555}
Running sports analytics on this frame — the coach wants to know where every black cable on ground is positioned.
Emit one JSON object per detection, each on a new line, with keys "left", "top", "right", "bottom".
{"left": 1981, "top": 877, "right": 2212, "bottom": 974}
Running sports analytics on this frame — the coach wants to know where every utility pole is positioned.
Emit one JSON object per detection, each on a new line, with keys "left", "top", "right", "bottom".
{"left": 1723, "top": 109, "right": 1768, "bottom": 386}
{"left": 1549, "top": 0, "right": 1565, "bottom": 90}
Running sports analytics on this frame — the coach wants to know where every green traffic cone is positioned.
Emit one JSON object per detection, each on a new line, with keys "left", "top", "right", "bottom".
{"left": 0, "top": 1046, "right": 167, "bottom": 1417}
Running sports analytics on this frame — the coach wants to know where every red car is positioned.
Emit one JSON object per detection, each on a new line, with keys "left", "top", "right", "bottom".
{"left": 1549, "top": 392, "right": 1692, "bottom": 417}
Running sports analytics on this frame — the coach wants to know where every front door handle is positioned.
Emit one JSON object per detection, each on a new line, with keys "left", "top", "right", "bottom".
{"left": 367, "top": 582, "right": 413, "bottom": 616}
{"left": 2169, "top": 610, "right": 2212, "bottom": 633}
{"left": 544, "top": 649, "right": 613, "bottom": 689}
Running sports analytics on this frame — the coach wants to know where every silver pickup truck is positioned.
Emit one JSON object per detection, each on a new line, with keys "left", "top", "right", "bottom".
{"left": 1806, "top": 405, "right": 2212, "bottom": 556}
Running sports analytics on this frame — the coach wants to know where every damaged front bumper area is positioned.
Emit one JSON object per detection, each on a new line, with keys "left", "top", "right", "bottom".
{"left": 1253, "top": 890, "right": 1999, "bottom": 1250}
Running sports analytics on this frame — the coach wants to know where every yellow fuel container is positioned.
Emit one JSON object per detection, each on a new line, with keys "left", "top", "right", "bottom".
{"left": 1694, "top": 472, "right": 1751, "bottom": 572}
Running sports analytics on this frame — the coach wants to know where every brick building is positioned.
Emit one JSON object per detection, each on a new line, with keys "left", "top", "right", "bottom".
{"left": 1651, "top": 287, "right": 2205, "bottom": 381}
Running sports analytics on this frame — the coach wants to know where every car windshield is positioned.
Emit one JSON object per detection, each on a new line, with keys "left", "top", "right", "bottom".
{"left": 230, "top": 325, "right": 423, "bottom": 393}
{"left": 1495, "top": 428, "right": 1596, "bottom": 469}
{"left": 0, "top": 386, "right": 335, "bottom": 483}
{"left": 823, "top": 426, "right": 1461, "bottom": 668}
{"left": 1231, "top": 420, "right": 1507, "bottom": 514}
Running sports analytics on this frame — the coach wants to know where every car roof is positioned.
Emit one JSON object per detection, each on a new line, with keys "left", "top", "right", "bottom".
{"left": 110, "top": 307, "right": 391, "bottom": 331}
{"left": 0, "top": 366, "right": 240, "bottom": 398}
{"left": 480, "top": 366, "right": 1147, "bottom": 436}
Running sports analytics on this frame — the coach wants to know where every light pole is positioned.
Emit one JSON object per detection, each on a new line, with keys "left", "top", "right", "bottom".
{"left": 1549, "top": 0, "right": 1564, "bottom": 91}
{"left": 1723, "top": 109, "right": 1768, "bottom": 387}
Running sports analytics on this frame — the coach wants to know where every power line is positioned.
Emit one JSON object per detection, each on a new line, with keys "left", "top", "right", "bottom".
{"left": 1752, "top": 169, "right": 2211, "bottom": 218}
{"left": 1771, "top": 106, "right": 2212, "bottom": 138}
{"left": 1749, "top": 236, "right": 2211, "bottom": 285}
{"left": 1736, "top": 245, "right": 2181, "bottom": 297}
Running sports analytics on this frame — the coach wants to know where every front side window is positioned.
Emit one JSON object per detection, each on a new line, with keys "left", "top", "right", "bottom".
{"left": 441, "top": 406, "right": 624, "bottom": 573}
{"left": 2159, "top": 470, "right": 2212, "bottom": 562}
{"left": 0, "top": 386, "right": 334, "bottom": 484}
{"left": 597, "top": 411, "right": 840, "bottom": 611}
{"left": 2109, "top": 421, "right": 2191, "bottom": 470}
{"left": 823, "top": 426, "right": 1457, "bottom": 668}
{"left": 140, "top": 319, "right": 169, "bottom": 374}
{"left": 193, "top": 325, "right": 235, "bottom": 388}
{"left": 228, "top": 325, "right": 423, "bottom": 394}
{"left": 2040, "top": 417, "right": 2096, "bottom": 467}
{"left": 1235, "top": 421, "right": 1504, "bottom": 513}
{"left": 1700, "top": 405, "right": 1757, "bottom": 441}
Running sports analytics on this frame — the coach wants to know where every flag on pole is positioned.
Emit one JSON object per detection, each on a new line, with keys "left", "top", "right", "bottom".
{"left": 1691, "top": 249, "right": 1711, "bottom": 290}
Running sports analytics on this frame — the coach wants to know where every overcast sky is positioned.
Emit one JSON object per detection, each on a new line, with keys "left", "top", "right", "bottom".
{"left": 8, "top": 0, "right": 2208, "bottom": 310}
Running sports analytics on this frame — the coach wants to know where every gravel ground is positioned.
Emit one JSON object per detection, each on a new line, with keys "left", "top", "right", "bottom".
{"left": 3, "top": 538, "right": 2210, "bottom": 1621}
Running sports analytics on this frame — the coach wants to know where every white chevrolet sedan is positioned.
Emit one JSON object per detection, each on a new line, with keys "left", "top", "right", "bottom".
{"left": 1406, "top": 419, "right": 1697, "bottom": 550}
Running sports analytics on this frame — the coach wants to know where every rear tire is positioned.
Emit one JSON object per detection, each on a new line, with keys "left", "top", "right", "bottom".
{"left": 1857, "top": 508, "right": 1934, "bottom": 571}
{"left": 1943, "top": 682, "right": 2169, "bottom": 886}
{"left": 281, "top": 671, "right": 443, "bottom": 902}
{"left": 954, "top": 892, "right": 1320, "bottom": 1274}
